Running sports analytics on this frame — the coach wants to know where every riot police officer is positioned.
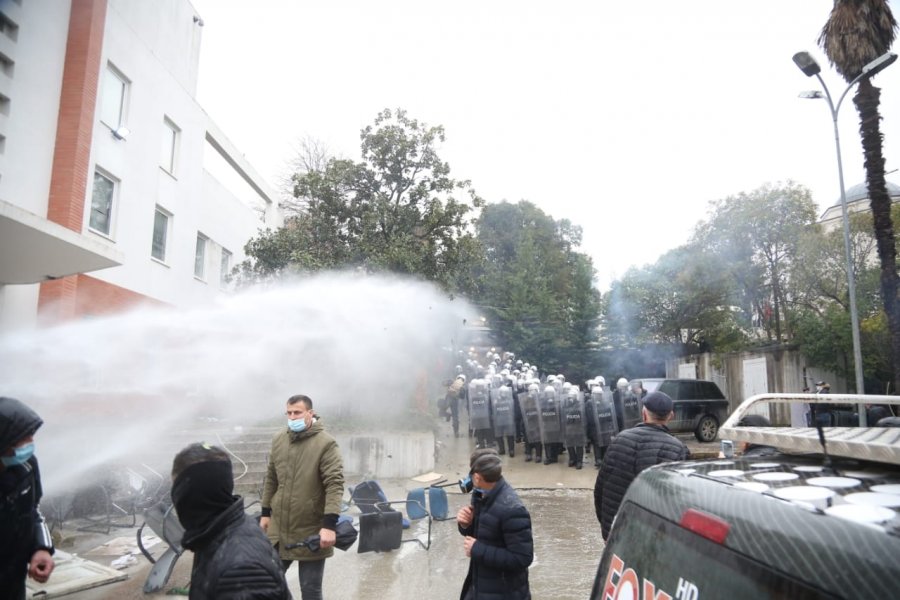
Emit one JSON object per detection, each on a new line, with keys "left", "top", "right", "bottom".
{"left": 520, "top": 382, "right": 543, "bottom": 463}
{"left": 492, "top": 378, "right": 517, "bottom": 457}
{"left": 586, "top": 381, "right": 618, "bottom": 467}
{"left": 468, "top": 378, "right": 494, "bottom": 449}
{"left": 563, "top": 386, "right": 587, "bottom": 469}
{"left": 539, "top": 381, "right": 562, "bottom": 464}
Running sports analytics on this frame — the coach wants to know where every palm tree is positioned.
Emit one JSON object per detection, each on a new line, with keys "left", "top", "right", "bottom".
{"left": 819, "top": 0, "right": 899, "bottom": 393}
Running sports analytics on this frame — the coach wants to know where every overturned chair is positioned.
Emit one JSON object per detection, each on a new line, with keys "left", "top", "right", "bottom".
{"left": 348, "top": 480, "right": 432, "bottom": 552}
{"left": 406, "top": 480, "right": 456, "bottom": 521}
{"left": 136, "top": 501, "right": 185, "bottom": 594}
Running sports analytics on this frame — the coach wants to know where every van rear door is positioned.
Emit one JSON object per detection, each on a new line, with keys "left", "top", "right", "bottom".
{"left": 591, "top": 502, "right": 837, "bottom": 600}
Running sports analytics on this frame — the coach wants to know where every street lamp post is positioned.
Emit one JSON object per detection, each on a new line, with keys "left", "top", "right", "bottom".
{"left": 793, "top": 50, "right": 898, "bottom": 426}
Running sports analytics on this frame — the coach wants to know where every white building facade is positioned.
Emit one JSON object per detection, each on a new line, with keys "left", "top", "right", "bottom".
{"left": 0, "top": 0, "right": 280, "bottom": 332}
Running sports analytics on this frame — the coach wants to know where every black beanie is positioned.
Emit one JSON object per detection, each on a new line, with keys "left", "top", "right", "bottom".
{"left": 171, "top": 460, "right": 235, "bottom": 545}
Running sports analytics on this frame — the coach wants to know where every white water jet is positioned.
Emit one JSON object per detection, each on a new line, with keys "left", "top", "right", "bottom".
{"left": 0, "top": 272, "right": 472, "bottom": 495}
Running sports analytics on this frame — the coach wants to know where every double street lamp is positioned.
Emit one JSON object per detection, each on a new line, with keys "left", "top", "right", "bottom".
{"left": 792, "top": 50, "right": 898, "bottom": 425}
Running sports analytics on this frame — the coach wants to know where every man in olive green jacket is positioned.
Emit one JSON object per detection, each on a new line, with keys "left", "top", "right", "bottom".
{"left": 261, "top": 394, "right": 344, "bottom": 600}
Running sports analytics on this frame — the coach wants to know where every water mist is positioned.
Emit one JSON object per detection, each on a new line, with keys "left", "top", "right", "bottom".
{"left": 0, "top": 273, "right": 472, "bottom": 495}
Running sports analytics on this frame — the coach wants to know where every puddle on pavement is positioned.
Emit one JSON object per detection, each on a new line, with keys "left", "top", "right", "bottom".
{"left": 316, "top": 488, "right": 604, "bottom": 599}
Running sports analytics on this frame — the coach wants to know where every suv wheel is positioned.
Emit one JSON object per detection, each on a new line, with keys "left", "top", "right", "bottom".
{"left": 695, "top": 415, "right": 719, "bottom": 442}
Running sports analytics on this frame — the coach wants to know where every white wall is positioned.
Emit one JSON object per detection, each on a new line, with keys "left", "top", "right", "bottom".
{"left": 0, "top": 0, "right": 277, "bottom": 329}
{"left": 84, "top": 0, "right": 273, "bottom": 307}
{"left": 0, "top": 0, "right": 70, "bottom": 216}
{"left": 0, "top": 1, "right": 70, "bottom": 329}
{"left": 109, "top": 0, "right": 202, "bottom": 95}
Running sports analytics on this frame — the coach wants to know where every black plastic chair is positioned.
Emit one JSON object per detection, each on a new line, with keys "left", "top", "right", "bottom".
{"left": 357, "top": 498, "right": 431, "bottom": 552}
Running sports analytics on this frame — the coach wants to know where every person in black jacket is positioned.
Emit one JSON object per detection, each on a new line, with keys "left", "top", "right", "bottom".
{"left": 593, "top": 392, "right": 689, "bottom": 540}
{"left": 171, "top": 443, "right": 290, "bottom": 600}
{"left": 457, "top": 448, "right": 533, "bottom": 600}
{"left": 0, "top": 397, "right": 55, "bottom": 600}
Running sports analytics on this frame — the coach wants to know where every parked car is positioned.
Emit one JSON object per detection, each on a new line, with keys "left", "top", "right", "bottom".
{"left": 591, "top": 393, "right": 900, "bottom": 599}
{"left": 639, "top": 378, "right": 728, "bottom": 442}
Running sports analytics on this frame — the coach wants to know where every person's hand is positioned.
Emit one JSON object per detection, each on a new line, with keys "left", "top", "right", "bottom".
{"left": 28, "top": 550, "right": 54, "bottom": 583}
{"left": 259, "top": 516, "right": 270, "bottom": 533}
{"left": 464, "top": 536, "right": 476, "bottom": 557}
{"left": 319, "top": 528, "right": 336, "bottom": 549}
{"left": 457, "top": 505, "right": 473, "bottom": 527}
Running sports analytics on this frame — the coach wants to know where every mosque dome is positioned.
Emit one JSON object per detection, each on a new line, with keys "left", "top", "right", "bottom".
{"left": 834, "top": 181, "right": 900, "bottom": 206}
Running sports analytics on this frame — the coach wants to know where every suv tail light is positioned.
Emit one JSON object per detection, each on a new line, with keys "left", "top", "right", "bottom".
{"left": 680, "top": 508, "right": 731, "bottom": 544}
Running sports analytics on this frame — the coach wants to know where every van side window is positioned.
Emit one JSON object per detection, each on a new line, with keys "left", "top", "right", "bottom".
{"left": 698, "top": 382, "right": 725, "bottom": 400}
{"left": 659, "top": 381, "right": 678, "bottom": 398}
{"left": 677, "top": 381, "right": 698, "bottom": 400}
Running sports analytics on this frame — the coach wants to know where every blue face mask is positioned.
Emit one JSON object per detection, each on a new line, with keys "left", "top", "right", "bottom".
{"left": 2, "top": 442, "right": 35, "bottom": 467}
{"left": 288, "top": 419, "right": 307, "bottom": 433}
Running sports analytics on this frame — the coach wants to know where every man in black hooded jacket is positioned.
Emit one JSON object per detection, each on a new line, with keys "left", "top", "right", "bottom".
{"left": 594, "top": 391, "right": 689, "bottom": 540}
{"left": 0, "top": 396, "right": 55, "bottom": 600}
{"left": 171, "top": 443, "right": 290, "bottom": 600}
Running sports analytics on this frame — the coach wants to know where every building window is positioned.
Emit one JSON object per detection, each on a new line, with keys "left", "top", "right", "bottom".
{"left": 160, "top": 117, "right": 179, "bottom": 175}
{"left": 194, "top": 234, "right": 207, "bottom": 279}
{"left": 99, "top": 64, "right": 128, "bottom": 130}
{"left": 151, "top": 207, "right": 170, "bottom": 262}
{"left": 220, "top": 249, "right": 232, "bottom": 286}
{"left": 89, "top": 170, "right": 116, "bottom": 235}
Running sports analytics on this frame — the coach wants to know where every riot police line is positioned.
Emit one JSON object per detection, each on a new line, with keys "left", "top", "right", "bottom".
{"left": 445, "top": 353, "right": 645, "bottom": 469}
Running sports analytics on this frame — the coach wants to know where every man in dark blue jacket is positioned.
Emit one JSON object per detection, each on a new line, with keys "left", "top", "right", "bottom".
{"left": 0, "top": 397, "right": 55, "bottom": 600}
{"left": 171, "top": 443, "right": 290, "bottom": 599}
{"left": 457, "top": 449, "right": 533, "bottom": 600}
{"left": 594, "top": 391, "right": 689, "bottom": 540}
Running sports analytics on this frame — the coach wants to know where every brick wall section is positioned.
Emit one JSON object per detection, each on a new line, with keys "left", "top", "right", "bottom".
{"left": 38, "top": 278, "right": 80, "bottom": 323}
{"left": 40, "top": 0, "right": 108, "bottom": 320}
{"left": 46, "top": 0, "right": 108, "bottom": 232}
{"left": 39, "top": 274, "right": 166, "bottom": 324}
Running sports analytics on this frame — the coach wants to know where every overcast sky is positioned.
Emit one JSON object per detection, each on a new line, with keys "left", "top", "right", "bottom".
{"left": 190, "top": 0, "right": 900, "bottom": 290}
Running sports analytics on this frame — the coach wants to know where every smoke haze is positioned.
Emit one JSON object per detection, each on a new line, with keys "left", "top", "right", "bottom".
{"left": 0, "top": 273, "right": 470, "bottom": 494}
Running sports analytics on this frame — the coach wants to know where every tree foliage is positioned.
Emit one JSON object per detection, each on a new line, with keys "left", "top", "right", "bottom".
{"left": 470, "top": 201, "right": 601, "bottom": 379}
{"left": 602, "top": 244, "right": 745, "bottom": 356}
{"left": 692, "top": 181, "right": 818, "bottom": 342}
{"left": 236, "top": 109, "right": 483, "bottom": 294}
{"left": 790, "top": 206, "right": 900, "bottom": 391}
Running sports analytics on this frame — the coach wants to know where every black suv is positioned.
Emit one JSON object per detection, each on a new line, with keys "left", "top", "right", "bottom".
{"left": 640, "top": 378, "right": 728, "bottom": 442}
{"left": 591, "top": 393, "right": 900, "bottom": 599}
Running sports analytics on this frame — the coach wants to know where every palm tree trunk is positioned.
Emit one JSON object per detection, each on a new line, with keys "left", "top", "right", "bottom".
{"left": 854, "top": 78, "right": 900, "bottom": 392}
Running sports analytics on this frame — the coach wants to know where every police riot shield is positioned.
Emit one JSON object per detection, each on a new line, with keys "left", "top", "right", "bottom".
{"left": 519, "top": 384, "right": 542, "bottom": 443}
{"left": 492, "top": 385, "right": 516, "bottom": 436}
{"left": 591, "top": 387, "right": 618, "bottom": 448}
{"left": 563, "top": 391, "right": 587, "bottom": 447}
{"left": 468, "top": 379, "right": 492, "bottom": 431}
{"left": 539, "top": 386, "right": 562, "bottom": 445}
{"left": 622, "top": 391, "right": 641, "bottom": 430}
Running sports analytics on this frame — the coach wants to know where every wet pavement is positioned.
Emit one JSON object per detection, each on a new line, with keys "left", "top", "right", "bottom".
{"left": 39, "top": 422, "right": 717, "bottom": 599}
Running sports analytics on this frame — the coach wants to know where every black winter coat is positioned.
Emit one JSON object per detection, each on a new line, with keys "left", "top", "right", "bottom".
{"left": 0, "top": 457, "right": 48, "bottom": 599}
{"left": 183, "top": 498, "right": 290, "bottom": 600}
{"left": 458, "top": 478, "right": 533, "bottom": 600}
{"left": 594, "top": 422, "right": 689, "bottom": 540}
{"left": 0, "top": 397, "right": 51, "bottom": 599}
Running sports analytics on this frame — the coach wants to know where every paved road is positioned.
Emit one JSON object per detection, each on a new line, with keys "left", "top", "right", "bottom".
{"left": 34, "top": 421, "right": 717, "bottom": 599}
